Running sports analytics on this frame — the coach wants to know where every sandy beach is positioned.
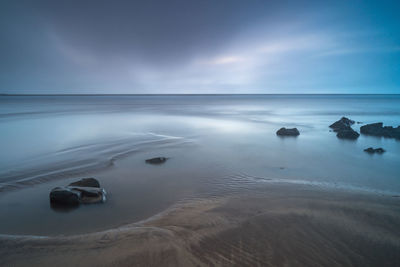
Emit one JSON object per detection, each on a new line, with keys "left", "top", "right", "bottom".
{"left": 1, "top": 183, "right": 399, "bottom": 267}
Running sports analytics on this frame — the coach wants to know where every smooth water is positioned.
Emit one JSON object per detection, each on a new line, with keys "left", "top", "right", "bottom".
{"left": 0, "top": 95, "right": 399, "bottom": 235}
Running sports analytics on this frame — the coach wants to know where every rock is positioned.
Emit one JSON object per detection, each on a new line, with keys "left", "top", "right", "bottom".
{"left": 69, "top": 177, "right": 100, "bottom": 188}
{"left": 49, "top": 187, "right": 81, "bottom": 206}
{"left": 50, "top": 178, "right": 106, "bottom": 206}
{"left": 336, "top": 128, "right": 360, "bottom": 139}
{"left": 145, "top": 157, "right": 168, "bottom": 164}
{"left": 360, "top": 122, "right": 384, "bottom": 136}
{"left": 276, "top": 127, "right": 300, "bottom": 136}
{"left": 364, "top": 147, "right": 386, "bottom": 154}
{"left": 360, "top": 123, "right": 400, "bottom": 140}
{"left": 364, "top": 147, "right": 375, "bottom": 153}
{"left": 330, "top": 117, "right": 359, "bottom": 139}
{"left": 329, "top": 117, "right": 355, "bottom": 132}
{"left": 68, "top": 186, "right": 107, "bottom": 204}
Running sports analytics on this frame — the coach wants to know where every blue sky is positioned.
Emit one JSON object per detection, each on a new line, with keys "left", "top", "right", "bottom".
{"left": 1, "top": 0, "right": 399, "bottom": 94}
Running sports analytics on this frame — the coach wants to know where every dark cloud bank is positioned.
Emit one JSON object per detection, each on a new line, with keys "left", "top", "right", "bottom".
{"left": 1, "top": 0, "right": 399, "bottom": 94}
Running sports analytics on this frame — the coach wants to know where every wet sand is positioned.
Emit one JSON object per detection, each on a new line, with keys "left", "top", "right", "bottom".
{"left": 1, "top": 184, "right": 399, "bottom": 267}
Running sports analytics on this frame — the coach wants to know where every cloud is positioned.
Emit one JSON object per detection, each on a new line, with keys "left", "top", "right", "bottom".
{"left": 206, "top": 56, "right": 245, "bottom": 65}
{"left": 1, "top": 0, "right": 399, "bottom": 93}
{"left": 317, "top": 46, "right": 400, "bottom": 57}
{"left": 108, "top": 27, "right": 400, "bottom": 94}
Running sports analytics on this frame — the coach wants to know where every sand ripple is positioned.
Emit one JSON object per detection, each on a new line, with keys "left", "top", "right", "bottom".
{"left": 1, "top": 184, "right": 399, "bottom": 267}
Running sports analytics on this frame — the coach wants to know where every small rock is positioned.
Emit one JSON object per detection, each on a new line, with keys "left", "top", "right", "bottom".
{"left": 69, "top": 178, "right": 100, "bottom": 188}
{"left": 145, "top": 157, "right": 168, "bottom": 164}
{"left": 69, "top": 186, "right": 107, "bottom": 204}
{"left": 364, "top": 147, "right": 386, "bottom": 154}
{"left": 49, "top": 187, "right": 81, "bottom": 206}
{"left": 329, "top": 117, "right": 355, "bottom": 132}
{"left": 276, "top": 127, "right": 300, "bottom": 136}
{"left": 336, "top": 128, "right": 360, "bottom": 139}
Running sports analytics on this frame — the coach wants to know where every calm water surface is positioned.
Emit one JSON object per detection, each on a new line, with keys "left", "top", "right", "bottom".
{"left": 0, "top": 95, "right": 399, "bottom": 235}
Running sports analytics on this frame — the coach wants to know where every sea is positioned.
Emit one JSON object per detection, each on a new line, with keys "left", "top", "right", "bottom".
{"left": 0, "top": 94, "right": 399, "bottom": 235}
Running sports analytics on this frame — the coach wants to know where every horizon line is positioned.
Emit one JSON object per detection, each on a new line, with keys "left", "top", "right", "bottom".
{"left": 1, "top": 93, "right": 400, "bottom": 96}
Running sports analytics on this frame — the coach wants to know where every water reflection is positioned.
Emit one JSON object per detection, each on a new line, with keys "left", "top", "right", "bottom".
{"left": 50, "top": 202, "right": 80, "bottom": 213}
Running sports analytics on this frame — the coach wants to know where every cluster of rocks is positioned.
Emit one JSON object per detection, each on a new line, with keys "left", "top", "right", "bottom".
{"left": 49, "top": 178, "right": 106, "bottom": 206}
{"left": 329, "top": 117, "right": 360, "bottom": 140}
{"left": 360, "top": 122, "right": 400, "bottom": 140}
{"left": 327, "top": 116, "right": 400, "bottom": 154}
{"left": 275, "top": 117, "right": 398, "bottom": 156}
{"left": 276, "top": 117, "right": 399, "bottom": 143}
{"left": 276, "top": 127, "right": 300, "bottom": 136}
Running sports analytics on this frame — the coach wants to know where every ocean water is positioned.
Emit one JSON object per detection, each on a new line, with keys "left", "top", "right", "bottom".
{"left": 0, "top": 94, "right": 399, "bottom": 235}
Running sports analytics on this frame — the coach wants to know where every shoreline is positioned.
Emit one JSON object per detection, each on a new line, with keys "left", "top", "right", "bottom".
{"left": 1, "top": 175, "right": 400, "bottom": 237}
{"left": 1, "top": 183, "right": 399, "bottom": 266}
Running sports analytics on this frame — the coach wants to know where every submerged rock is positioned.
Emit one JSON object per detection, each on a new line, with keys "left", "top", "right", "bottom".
{"left": 360, "top": 123, "right": 400, "bottom": 140}
{"left": 145, "top": 157, "right": 168, "bottom": 164}
{"left": 336, "top": 128, "right": 360, "bottom": 140}
{"left": 364, "top": 147, "right": 386, "bottom": 154}
{"left": 69, "top": 177, "right": 100, "bottom": 188}
{"left": 50, "top": 178, "right": 106, "bottom": 206}
{"left": 276, "top": 127, "right": 300, "bottom": 136}
{"left": 329, "top": 117, "right": 355, "bottom": 132}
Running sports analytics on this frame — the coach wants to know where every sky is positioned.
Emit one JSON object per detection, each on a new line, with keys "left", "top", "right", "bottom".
{"left": 1, "top": 0, "right": 399, "bottom": 94}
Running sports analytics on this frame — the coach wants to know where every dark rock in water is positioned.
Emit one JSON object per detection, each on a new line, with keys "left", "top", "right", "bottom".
{"left": 329, "top": 117, "right": 355, "bottom": 132}
{"left": 336, "top": 128, "right": 360, "bottom": 139}
{"left": 50, "top": 186, "right": 106, "bottom": 205}
{"left": 364, "top": 147, "right": 386, "bottom": 154}
{"left": 145, "top": 157, "right": 168, "bottom": 164}
{"left": 49, "top": 187, "right": 81, "bottom": 206}
{"left": 360, "top": 123, "right": 400, "bottom": 140}
{"left": 69, "top": 178, "right": 100, "bottom": 188}
{"left": 68, "top": 186, "right": 107, "bottom": 204}
{"left": 330, "top": 117, "right": 359, "bottom": 139}
{"left": 276, "top": 127, "right": 300, "bottom": 136}
{"left": 50, "top": 178, "right": 106, "bottom": 206}
{"left": 360, "top": 122, "right": 384, "bottom": 136}
{"left": 364, "top": 147, "right": 375, "bottom": 154}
